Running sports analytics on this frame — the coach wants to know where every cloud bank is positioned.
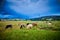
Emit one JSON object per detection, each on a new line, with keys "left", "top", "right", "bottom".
{"left": 0, "top": 0, "right": 60, "bottom": 19}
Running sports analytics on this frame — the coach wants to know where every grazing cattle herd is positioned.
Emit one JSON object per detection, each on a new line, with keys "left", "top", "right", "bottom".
{"left": 5, "top": 23, "right": 38, "bottom": 29}
{"left": 5, "top": 22, "right": 53, "bottom": 30}
{"left": 0, "top": 21, "right": 58, "bottom": 31}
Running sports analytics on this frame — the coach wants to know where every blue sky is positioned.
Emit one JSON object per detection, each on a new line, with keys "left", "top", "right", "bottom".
{"left": 0, "top": 0, "right": 60, "bottom": 19}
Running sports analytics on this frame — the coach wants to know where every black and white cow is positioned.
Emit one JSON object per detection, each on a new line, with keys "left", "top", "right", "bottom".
{"left": 5, "top": 25, "right": 12, "bottom": 29}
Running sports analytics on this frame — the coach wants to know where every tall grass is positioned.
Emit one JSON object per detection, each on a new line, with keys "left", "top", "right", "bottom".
{"left": 0, "top": 29, "right": 60, "bottom": 40}
{"left": 0, "top": 21, "right": 60, "bottom": 40}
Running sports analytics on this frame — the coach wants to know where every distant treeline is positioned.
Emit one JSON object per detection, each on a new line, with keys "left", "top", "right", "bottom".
{"left": 29, "top": 16, "right": 60, "bottom": 21}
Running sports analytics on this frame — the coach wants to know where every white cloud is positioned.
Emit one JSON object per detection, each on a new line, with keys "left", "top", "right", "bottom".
{"left": 6, "top": 0, "right": 50, "bottom": 16}
{"left": 0, "top": 14, "right": 15, "bottom": 18}
{"left": 3, "top": 15, "right": 13, "bottom": 18}
{"left": 51, "top": 13, "right": 60, "bottom": 15}
{"left": 5, "top": 0, "right": 60, "bottom": 18}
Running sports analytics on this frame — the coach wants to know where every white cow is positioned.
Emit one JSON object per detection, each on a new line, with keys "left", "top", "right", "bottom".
{"left": 47, "top": 22, "right": 52, "bottom": 27}
{"left": 26, "top": 24, "right": 33, "bottom": 29}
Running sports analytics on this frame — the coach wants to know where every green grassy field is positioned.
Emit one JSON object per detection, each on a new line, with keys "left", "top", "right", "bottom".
{"left": 0, "top": 21, "right": 60, "bottom": 40}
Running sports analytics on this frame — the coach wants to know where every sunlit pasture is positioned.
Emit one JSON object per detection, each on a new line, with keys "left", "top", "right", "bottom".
{"left": 0, "top": 21, "right": 60, "bottom": 40}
